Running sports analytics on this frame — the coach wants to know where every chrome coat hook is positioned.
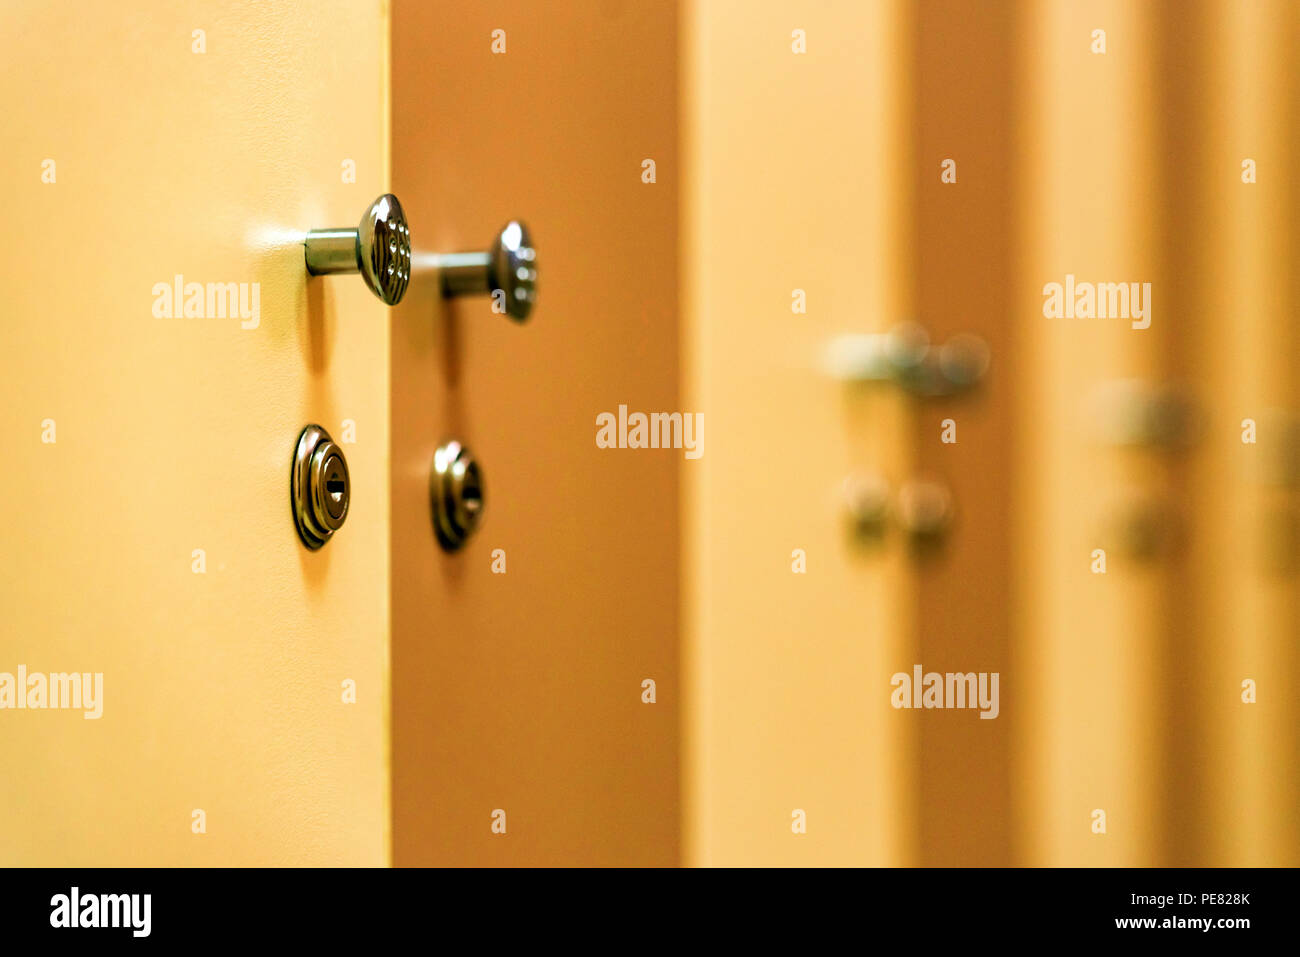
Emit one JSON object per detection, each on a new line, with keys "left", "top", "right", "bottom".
{"left": 438, "top": 221, "right": 536, "bottom": 322}
{"left": 822, "top": 321, "right": 990, "bottom": 397}
{"left": 304, "top": 193, "right": 411, "bottom": 305}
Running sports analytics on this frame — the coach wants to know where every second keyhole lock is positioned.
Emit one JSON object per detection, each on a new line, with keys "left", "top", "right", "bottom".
{"left": 431, "top": 440, "right": 485, "bottom": 552}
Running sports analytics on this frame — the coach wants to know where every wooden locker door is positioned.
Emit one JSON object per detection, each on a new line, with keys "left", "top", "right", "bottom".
{"left": 1014, "top": 0, "right": 1169, "bottom": 868}
{"left": 389, "top": 1, "right": 682, "bottom": 866}
{"left": 680, "top": 0, "right": 918, "bottom": 867}
{"left": 0, "top": 0, "right": 392, "bottom": 865}
{"left": 911, "top": 0, "right": 1018, "bottom": 866}
{"left": 1172, "top": 0, "right": 1300, "bottom": 866}
{"left": 1014, "top": 0, "right": 1300, "bottom": 866}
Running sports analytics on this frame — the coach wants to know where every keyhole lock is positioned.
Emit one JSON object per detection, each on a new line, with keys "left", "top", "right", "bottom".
{"left": 292, "top": 424, "right": 351, "bottom": 550}
{"left": 431, "top": 440, "right": 485, "bottom": 552}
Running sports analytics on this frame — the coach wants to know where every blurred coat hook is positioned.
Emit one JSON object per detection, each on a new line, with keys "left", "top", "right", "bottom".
{"left": 1088, "top": 379, "right": 1202, "bottom": 450}
{"left": 822, "top": 322, "right": 989, "bottom": 397}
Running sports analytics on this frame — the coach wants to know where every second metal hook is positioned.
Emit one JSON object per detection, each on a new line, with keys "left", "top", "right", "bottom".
{"left": 436, "top": 221, "right": 537, "bottom": 322}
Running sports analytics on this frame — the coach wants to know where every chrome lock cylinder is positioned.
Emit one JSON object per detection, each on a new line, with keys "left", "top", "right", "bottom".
{"left": 431, "top": 440, "right": 485, "bottom": 551}
{"left": 292, "top": 425, "right": 351, "bottom": 550}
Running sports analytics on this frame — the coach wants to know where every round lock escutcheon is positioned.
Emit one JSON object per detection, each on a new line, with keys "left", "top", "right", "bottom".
{"left": 431, "top": 440, "right": 484, "bottom": 552}
{"left": 292, "top": 425, "right": 351, "bottom": 550}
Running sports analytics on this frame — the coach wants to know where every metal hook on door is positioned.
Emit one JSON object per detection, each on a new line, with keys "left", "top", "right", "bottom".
{"left": 424, "top": 221, "right": 538, "bottom": 322}
{"left": 304, "top": 194, "right": 412, "bottom": 305}
{"left": 823, "top": 322, "right": 990, "bottom": 397}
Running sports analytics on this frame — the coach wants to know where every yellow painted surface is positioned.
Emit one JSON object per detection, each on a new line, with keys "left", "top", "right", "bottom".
{"left": 1014, "top": 0, "right": 1300, "bottom": 867}
{"left": 1014, "top": 0, "right": 1165, "bottom": 866}
{"left": 680, "top": 0, "right": 916, "bottom": 866}
{"left": 3, "top": 0, "right": 1293, "bottom": 871}
{"left": 1194, "top": 0, "right": 1300, "bottom": 865}
{"left": 0, "top": 0, "right": 391, "bottom": 865}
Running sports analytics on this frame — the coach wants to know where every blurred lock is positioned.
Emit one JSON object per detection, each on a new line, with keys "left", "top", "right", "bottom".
{"left": 896, "top": 477, "right": 955, "bottom": 542}
{"left": 1102, "top": 491, "right": 1179, "bottom": 560}
{"left": 843, "top": 471, "right": 892, "bottom": 543}
{"left": 842, "top": 472, "right": 954, "bottom": 548}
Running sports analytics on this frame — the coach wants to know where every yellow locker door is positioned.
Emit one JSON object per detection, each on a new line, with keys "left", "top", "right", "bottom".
{"left": 0, "top": 0, "right": 391, "bottom": 865}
